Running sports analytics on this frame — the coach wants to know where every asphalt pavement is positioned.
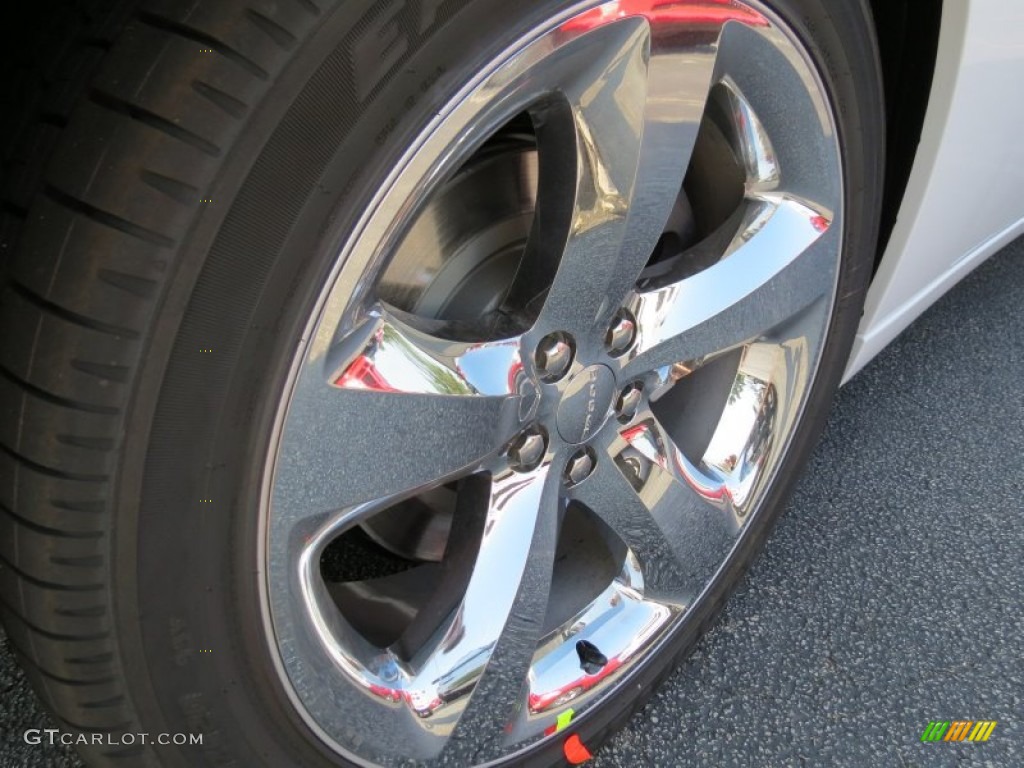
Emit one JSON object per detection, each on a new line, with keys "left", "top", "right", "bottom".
{"left": 3, "top": 240, "right": 1022, "bottom": 766}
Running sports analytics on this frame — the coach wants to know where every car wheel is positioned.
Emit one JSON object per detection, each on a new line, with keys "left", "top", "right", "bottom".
{"left": 0, "top": 0, "right": 883, "bottom": 765}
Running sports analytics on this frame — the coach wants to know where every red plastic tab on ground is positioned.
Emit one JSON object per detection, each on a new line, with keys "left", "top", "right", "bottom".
{"left": 563, "top": 733, "right": 593, "bottom": 764}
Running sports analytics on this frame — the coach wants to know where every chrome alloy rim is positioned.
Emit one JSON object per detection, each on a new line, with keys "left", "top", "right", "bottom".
{"left": 260, "top": 1, "right": 843, "bottom": 764}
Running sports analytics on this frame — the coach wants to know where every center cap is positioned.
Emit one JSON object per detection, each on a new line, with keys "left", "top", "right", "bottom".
{"left": 555, "top": 364, "right": 616, "bottom": 444}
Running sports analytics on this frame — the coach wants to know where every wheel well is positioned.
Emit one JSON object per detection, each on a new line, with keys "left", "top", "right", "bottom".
{"left": 867, "top": 0, "right": 943, "bottom": 265}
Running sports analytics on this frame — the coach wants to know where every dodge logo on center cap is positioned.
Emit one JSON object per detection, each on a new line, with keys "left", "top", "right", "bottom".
{"left": 555, "top": 364, "right": 616, "bottom": 444}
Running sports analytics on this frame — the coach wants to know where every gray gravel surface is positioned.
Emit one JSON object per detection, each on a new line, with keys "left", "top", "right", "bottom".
{"left": 3, "top": 241, "right": 1022, "bottom": 766}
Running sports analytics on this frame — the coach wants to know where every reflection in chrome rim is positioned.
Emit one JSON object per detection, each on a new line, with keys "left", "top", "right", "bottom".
{"left": 259, "top": 0, "right": 843, "bottom": 764}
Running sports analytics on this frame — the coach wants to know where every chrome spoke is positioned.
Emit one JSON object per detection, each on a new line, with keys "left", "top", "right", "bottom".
{"left": 518, "top": 9, "right": 733, "bottom": 333}
{"left": 503, "top": 18, "right": 651, "bottom": 319}
{"left": 570, "top": 442, "right": 692, "bottom": 601}
{"left": 622, "top": 195, "right": 836, "bottom": 376}
{"left": 271, "top": 303, "right": 528, "bottom": 526}
{"left": 593, "top": 6, "right": 752, "bottom": 315}
{"left": 330, "top": 304, "right": 525, "bottom": 396}
{"left": 603, "top": 414, "right": 742, "bottom": 600}
{"left": 272, "top": 377, "right": 519, "bottom": 529}
{"left": 404, "top": 464, "right": 560, "bottom": 758}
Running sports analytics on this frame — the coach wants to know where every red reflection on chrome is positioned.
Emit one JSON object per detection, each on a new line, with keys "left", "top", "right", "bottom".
{"left": 531, "top": 656, "right": 624, "bottom": 717}
{"left": 367, "top": 682, "right": 402, "bottom": 702}
{"left": 508, "top": 359, "right": 525, "bottom": 393}
{"left": 620, "top": 423, "right": 650, "bottom": 445}
{"left": 811, "top": 214, "right": 830, "bottom": 233}
{"left": 403, "top": 689, "right": 443, "bottom": 718}
{"left": 333, "top": 354, "right": 399, "bottom": 392}
{"left": 562, "top": 0, "right": 768, "bottom": 33}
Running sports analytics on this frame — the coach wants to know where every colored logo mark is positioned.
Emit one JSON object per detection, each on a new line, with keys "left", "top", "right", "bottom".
{"left": 920, "top": 721, "right": 997, "bottom": 742}
{"left": 543, "top": 708, "right": 575, "bottom": 737}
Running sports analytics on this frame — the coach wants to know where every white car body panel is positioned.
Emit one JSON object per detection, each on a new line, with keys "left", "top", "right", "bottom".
{"left": 844, "top": 0, "right": 1024, "bottom": 382}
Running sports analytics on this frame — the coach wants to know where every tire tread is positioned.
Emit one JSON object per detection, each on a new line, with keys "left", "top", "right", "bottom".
{"left": 0, "top": 0, "right": 328, "bottom": 762}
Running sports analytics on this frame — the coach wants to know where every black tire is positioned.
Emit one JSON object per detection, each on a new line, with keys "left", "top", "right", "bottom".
{"left": 0, "top": 0, "right": 884, "bottom": 765}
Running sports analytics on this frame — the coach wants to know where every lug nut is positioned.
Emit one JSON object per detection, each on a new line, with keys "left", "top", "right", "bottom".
{"left": 605, "top": 310, "right": 636, "bottom": 356}
{"left": 535, "top": 333, "right": 574, "bottom": 381}
{"left": 564, "top": 448, "right": 596, "bottom": 487}
{"left": 616, "top": 382, "right": 643, "bottom": 422}
{"left": 509, "top": 429, "right": 546, "bottom": 472}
